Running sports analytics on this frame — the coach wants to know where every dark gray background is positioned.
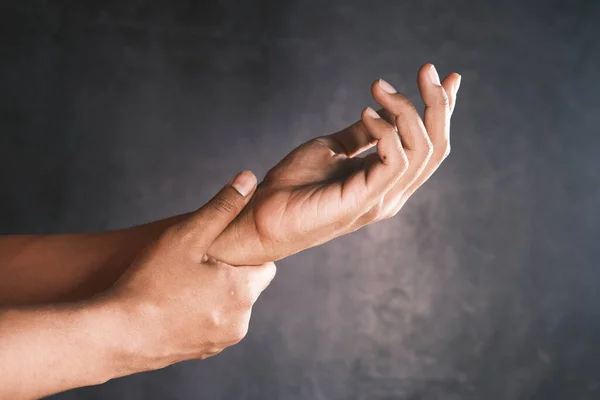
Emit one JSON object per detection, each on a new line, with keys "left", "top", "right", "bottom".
{"left": 2, "top": 1, "right": 599, "bottom": 399}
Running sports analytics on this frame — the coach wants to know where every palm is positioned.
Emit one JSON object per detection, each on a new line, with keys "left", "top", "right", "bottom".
{"left": 252, "top": 137, "right": 368, "bottom": 249}
{"left": 208, "top": 67, "right": 461, "bottom": 266}
{"left": 209, "top": 120, "right": 394, "bottom": 266}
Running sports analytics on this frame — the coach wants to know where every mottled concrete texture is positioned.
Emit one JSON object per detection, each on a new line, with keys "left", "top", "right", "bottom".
{"left": 2, "top": 1, "right": 600, "bottom": 399}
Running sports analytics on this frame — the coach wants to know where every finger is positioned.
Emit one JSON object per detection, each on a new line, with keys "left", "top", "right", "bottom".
{"left": 316, "top": 72, "right": 460, "bottom": 159}
{"left": 342, "top": 106, "right": 408, "bottom": 206}
{"left": 323, "top": 120, "right": 378, "bottom": 157}
{"left": 371, "top": 78, "right": 433, "bottom": 194}
{"left": 362, "top": 105, "right": 408, "bottom": 197}
{"left": 402, "top": 67, "right": 457, "bottom": 197}
{"left": 177, "top": 170, "right": 257, "bottom": 251}
{"left": 353, "top": 112, "right": 432, "bottom": 226}
{"left": 236, "top": 262, "right": 277, "bottom": 302}
{"left": 441, "top": 72, "right": 461, "bottom": 115}
{"left": 388, "top": 67, "right": 461, "bottom": 215}
{"left": 363, "top": 78, "right": 432, "bottom": 219}
{"left": 325, "top": 106, "right": 398, "bottom": 159}
{"left": 372, "top": 78, "right": 431, "bottom": 153}
{"left": 373, "top": 107, "right": 396, "bottom": 125}
{"left": 417, "top": 64, "right": 452, "bottom": 151}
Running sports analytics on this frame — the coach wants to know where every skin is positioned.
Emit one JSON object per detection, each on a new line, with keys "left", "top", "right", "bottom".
{"left": 208, "top": 64, "right": 461, "bottom": 265}
{"left": 0, "top": 215, "right": 189, "bottom": 305}
{"left": 1, "top": 171, "right": 276, "bottom": 399}
{"left": 0, "top": 65, "right": 460, "bottom": 398}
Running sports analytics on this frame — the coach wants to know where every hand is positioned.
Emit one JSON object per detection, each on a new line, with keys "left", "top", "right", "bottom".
{"left": 209, "top": 64, "right": 461, "bottom": 265}
{"left": 106, "top": 171, "right": 276, "bottom": 369}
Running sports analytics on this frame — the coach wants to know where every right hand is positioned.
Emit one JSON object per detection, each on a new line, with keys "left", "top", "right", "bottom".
{"left": 107, "top": 170, "right": 276, "bottom": 368}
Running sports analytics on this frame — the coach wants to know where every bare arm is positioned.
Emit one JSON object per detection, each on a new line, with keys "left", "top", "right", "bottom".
{"left": 0, "top": 65, "right": 461, "bottom": 397}
{"left": 0, "top": 299, "right": 142, "bottom": 399}
{"left": 0, "top": 214, "right": 188, "bottom": 305}
{"left": 1, "top": 66, "right": 460, "bottom": 304}
{"left": 0, "top": 172, "right": 275, "bottom": 399}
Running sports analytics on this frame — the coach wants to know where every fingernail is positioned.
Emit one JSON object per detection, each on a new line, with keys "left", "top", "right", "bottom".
{"left": 378, "top": 78, "right": 397, "bottom": 94}
{"left": 365, "top": 107, "right": 380, "bottom": 119}
{"left": 454, "top": 74, "right": 462, "bottom": 93}
{"left": 231, "top": 170, "right": 257, "bottom": 197}
{"left": 428, "top": 64, "right": 441, "bottom": 85}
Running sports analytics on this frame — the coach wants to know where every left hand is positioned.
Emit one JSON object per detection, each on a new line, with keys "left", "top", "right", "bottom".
{"left": 208, "top": 64, "right": 461, "bottom": 265}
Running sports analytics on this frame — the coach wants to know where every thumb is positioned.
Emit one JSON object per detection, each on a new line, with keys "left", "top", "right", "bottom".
{"left": 184, "top": 170, "right": 257, "bottom": 250}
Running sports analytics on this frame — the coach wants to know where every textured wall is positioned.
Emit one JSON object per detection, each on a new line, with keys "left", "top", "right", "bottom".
{"left": 2, "top": 1, "right": 600, "bottom": 399}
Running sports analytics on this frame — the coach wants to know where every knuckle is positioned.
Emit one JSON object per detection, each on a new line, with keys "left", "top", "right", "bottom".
{"left": 177, "top": 229, "right": 197, "bottom": 248}
{"left": 443, "top": 142, "right": 451, "bottom": 158}
{"left": 332, "top": 211, "right": 353, "bottom": 231}
{"left": 160, "top": 224, "right": 199, "bottom": 256}
{"left": 207, "top": 309, "right": 223, "bottom": 330}
{"left": 229, "top": 274, "right": 256, "bottom": 310}
{"left": 386, "top": 145, "right": 406, "bottom": 172}
{"left": 395, "top": 112, "right": 407, "bottom": 126}
{"left": 417, "top": 138, "right": 435, "bottom": 162}
{"left": 364, "top": 198, "right": 385, "bottom": 223}
{"left": 199, "top": 348, "right": 222, "bottom": 360}
{"left": 397, "top": 95, "right": 416, "bottom": 110}
{"left": 373, "top": 199, "right": 385, "bottom": 217}
{"left": 394, "top": 102, "right": 419, "bottom": 123}
{"left": 405, "top": 102, "right": 420, "bottom": 118}
{"left": 431, "top": 140, "right": 450, "bottom": 162}
{"left": 397, "top": 152, "right": 409, "bottom": 174}
{"left": 423, "top": 138, "right": 434, "bottom": 159}
{"left": 211, "top": 196, "right": 239, "bottom": 216}
{"left": 437, "top": 90, "right": 450, "bottom": 109}
{"left": 230, "top": 323, "right": 249, "bottom": 343}
{"left": 266, "top": 262, "right": 277, "bottom": 281}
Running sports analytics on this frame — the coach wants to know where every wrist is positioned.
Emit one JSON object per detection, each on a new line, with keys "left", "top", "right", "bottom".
{"left": 207, "top": 209, "right": 270, "bottom": 266}
{"left": 85, "top": 293, "right": 163, "bottom": 380}
{"left": 96, "top": 290, "right": 187, "bottom": 374}
{"left": 0, "top": 298, "right": 159, "bottom": 397}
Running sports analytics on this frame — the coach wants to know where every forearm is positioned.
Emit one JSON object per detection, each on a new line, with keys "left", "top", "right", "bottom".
{"left": 0, "top": 214, "right": 189, "bottom": 305}
{"left": 0, "top": 298, "right": 147, "bottom": 399}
